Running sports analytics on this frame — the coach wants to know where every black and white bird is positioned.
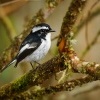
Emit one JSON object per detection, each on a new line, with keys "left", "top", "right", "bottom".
{"left": 1, "top": 23, "right": 55, "bottom": 72}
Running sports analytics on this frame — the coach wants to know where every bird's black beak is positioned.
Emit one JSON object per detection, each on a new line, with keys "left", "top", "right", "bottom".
{"left": 50, "top": 30, "right": 55, "bottom": 32}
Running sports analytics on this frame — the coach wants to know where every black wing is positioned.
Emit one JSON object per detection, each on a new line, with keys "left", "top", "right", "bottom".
{"left": 15, "top": 33, "right": 41, "bottom": 67}
{"left": 19, "top": 32, "right": 35, "bottom": 50}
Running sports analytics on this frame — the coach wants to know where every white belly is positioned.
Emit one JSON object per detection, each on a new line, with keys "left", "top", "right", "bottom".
{"left": 24, "top": 33, "right": 51, "bottom": 62}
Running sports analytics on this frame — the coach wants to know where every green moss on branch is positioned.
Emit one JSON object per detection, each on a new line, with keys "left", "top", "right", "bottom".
{"left": 12, "top": 75, "right": 95, "bottom": 99}
{"left": 0, "top": 56, "right": 65, "bottom": 99}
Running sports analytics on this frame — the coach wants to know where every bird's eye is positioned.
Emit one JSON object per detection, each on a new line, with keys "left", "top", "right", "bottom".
{"left": 42, "top": 29, "right": 45, "bottom": 32}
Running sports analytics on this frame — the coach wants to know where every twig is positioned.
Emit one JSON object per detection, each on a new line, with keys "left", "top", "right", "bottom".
{"left": 81, "top": 30, "right": 100, "bottom": 59}
{"left": 72, "top": 59, "right": 100, "bottom": 79}
{"left": 85, "top": 0, "right": 100, "bottom": 47}
{"left": 57, "top": 0, "right": 87, "bottom": 83}
{"left": 0, "top": 7, "right": 17, "bottom": 42}
{"left": 74, "top": 8, "right": 100, "bottom": 37}
{"left": 70, "top": 80, "right": 100, "bottom": 97}
{"left": 0, "top": 0, "right": 28, "bottom": 15}
{"left": 12, "top": 75, "right": 95, "bottom": 99}
{"left": 57, "top": 0, "right": 86, "bottom": 52}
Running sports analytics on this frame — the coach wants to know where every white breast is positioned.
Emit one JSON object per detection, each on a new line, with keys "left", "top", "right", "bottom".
{"left": 24, "top": 33, "right": 51, "bottom": 62}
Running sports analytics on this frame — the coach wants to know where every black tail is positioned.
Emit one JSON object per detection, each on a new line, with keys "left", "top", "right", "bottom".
{"left": 0, "top": 59, "right": 16, "bottom": 73}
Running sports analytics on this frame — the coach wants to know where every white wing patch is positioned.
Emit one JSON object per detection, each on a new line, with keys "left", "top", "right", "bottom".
{"left": 32, "top": 26, "right": 48, "bottom": 33}
{"left": 18, "top": 43, "right": 37, "bottom": 56}
{"left": 18, "top": 44, "right": 30, "bottom": 55}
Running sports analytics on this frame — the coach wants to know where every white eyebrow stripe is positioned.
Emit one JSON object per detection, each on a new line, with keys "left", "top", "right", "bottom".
{"left": 32, "top": 26, "right": 48, "bottom": 33}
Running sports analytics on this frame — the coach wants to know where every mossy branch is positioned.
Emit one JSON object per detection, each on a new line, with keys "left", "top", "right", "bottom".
{"left": 0, "top": 56, "right": 64, "bottom": 99}
{"left": 0, "top": 54, "right": 100, "bottom": 99}
{"left": 12, "top": 75, "right": 95, "bottom": 99}
{"left": 57, "top": 0, "right": 86, "bottom": 48}
{"left": 1, "top": 0, "right": 100, "bottom": 99}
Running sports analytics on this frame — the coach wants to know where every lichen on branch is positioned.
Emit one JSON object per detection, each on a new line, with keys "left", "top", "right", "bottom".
{"left": 12, "top": 75, "right": 95, "bottom": 99}
{"left": 1, "top": 0, "right": 100, "bottom": 99}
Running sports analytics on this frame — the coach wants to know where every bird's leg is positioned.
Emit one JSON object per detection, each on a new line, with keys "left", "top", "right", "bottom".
{"left": 54, "top": 73, "right": 58, "bottom": 81}
{"left": 34, "top": 61, "right": 41, "bottom": 65}
{"left": 30, "top": 62, "right": 34, "bottom": 69}
{"left": 30, "top": 61, "right": 41, "bottom": 69}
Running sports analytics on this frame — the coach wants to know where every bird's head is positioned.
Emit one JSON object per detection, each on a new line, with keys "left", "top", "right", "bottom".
{"left": 32, "top": 23, "right": 55, "bottom": 35}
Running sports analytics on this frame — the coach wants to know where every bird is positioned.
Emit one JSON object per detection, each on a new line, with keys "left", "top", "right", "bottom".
{"left": 0, "top": 23, "right": 55, "bottom": 72}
